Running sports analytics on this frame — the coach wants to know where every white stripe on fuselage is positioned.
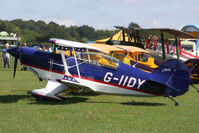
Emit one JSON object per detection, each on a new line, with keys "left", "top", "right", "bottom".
{"left": 77, "top": 78, "right": 152, "bottom": 96}
{"left": 24, "top": 65, "right": 153, "bottom": 96}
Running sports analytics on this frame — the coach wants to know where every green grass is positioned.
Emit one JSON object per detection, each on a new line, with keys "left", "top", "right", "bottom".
{"left": 0, "top": 69, "right": 199, "bottom": 133}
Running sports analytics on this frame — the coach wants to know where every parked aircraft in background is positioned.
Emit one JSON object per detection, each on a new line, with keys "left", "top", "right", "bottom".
{"left": 95, "top": 26, "right": 199, "bottom": 92}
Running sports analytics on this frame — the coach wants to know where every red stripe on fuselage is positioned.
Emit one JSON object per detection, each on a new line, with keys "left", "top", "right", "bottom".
{"left": 70, "top": 75, "right": 163, "bottom": 96}
{"left": 22, "top": 62, "right": 65, "bottom": 74}
{"left": 23, "top": 62, "right": 164, "bottom": 96}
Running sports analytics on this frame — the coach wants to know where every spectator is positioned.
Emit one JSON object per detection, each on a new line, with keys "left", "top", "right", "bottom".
{"left": 49, "top": 45, "right": 53, "bottom": 52}
{"left": 2, "top": 43, "right": 10, "bottom": 68}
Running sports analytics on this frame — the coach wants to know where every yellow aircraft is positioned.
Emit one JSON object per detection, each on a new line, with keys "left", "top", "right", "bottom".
{"left": 88, "top": 43, "right": 160, "bottom": 72}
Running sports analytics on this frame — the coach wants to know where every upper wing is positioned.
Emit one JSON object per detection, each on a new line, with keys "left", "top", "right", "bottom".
{"left": 49, "top": 38, "right": 102, "bottom": 51}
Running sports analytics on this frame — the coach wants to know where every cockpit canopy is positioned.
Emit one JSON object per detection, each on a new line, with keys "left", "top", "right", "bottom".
{"left": 77, "top": 52, "right": 120, "bottom": 69}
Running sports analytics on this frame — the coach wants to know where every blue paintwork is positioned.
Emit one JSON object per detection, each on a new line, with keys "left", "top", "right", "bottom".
{"left": 7, "top": 47, "right": 190, "bottom": 97}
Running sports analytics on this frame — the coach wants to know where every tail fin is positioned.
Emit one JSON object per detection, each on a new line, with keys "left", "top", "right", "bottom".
{"left": 151, "top": 59, "right": 190, "bottom": 97}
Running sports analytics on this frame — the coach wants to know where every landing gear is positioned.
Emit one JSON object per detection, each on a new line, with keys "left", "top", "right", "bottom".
{"left": 56, "top": 94, "right": 67, "bottom": 100}
{"left": 31, "top": 80, "right": 67, "bottom": 101}
{"left": 39, "top": 78, "right": 43, "bottom": 82}
{"left": 168, "top": 96, "right": 179, "bottom": 106}
{"left": 191, "top": 84, "right": 199, "bottom": 93}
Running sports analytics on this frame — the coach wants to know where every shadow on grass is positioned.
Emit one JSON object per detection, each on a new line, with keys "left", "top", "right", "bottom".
{"left": 0, "top": 93, "right": 88, "bottom": 105}
{"left": 120, "top": 101, "right": 166, "bottom": 106}
{"left": 0, "top": 94, "right": 166, "bottom": 106}
{"left": 67, "top": 92, "right": 100, "bottom": 97}
{"left": 86, "top": 101, "right": 166, "bottom": 106}
{"left": 0, "top": 95, "right": 31, "bottom": 103}
{"left": 29, "top": 97, "right": 88, "bottom": 105}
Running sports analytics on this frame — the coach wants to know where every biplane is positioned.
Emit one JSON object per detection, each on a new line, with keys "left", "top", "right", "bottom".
{"left": 7, "top": 38, "right": 190, "bottom": 105}
{"left": 98, "top": 26, "right": 199, "bottom": 92}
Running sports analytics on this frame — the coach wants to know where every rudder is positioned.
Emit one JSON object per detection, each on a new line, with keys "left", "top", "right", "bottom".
{"left": 151, "top": 59, "right": 190, "bottom": 97}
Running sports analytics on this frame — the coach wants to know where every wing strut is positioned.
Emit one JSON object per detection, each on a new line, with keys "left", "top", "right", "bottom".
{"left": 60, "top": 51, "right": 71, "bottom": 76}
{"left": 73, "top": 47, "right": 81, "bottom": 78}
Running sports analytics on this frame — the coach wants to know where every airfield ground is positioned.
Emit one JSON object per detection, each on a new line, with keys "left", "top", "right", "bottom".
{"left": 0, "top": 67, "right": 199, "bottom": 133}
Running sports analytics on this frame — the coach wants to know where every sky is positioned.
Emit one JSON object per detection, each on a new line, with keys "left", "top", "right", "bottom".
{"left": 0, "top": 0, "right": 199, "bottom": 30}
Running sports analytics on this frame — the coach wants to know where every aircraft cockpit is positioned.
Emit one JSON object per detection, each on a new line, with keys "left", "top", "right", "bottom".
{"left": 77, "top": 52, "right": 119, "bottom": 69}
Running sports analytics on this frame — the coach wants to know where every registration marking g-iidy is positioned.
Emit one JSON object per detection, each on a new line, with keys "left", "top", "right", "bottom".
{"left": 104, "top": 72, "right": 146, "bottom": 89}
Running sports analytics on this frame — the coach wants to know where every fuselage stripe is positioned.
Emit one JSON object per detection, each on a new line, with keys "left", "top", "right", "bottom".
{"left": 23, "top": 62, "right": 163, "bottom": 96}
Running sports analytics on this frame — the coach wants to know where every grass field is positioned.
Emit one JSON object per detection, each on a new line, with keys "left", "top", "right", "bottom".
{"left": 0, "top": 67, "right": 199, "bottom": 133}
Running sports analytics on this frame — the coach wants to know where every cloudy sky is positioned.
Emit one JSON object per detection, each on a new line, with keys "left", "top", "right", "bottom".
{"left": 0, "top": 0, "right": 199, "bottom": 30}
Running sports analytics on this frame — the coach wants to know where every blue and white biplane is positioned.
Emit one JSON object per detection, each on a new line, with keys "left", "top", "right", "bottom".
{"left": 7, "top": 38, "right": 190, "bottom": 105}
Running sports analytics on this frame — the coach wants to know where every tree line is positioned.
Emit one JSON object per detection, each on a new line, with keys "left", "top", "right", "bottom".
{"left": 0, "top": 19, "right": 140, "bottom": 45}
{"left": 0, "top": 19, "right": 119, "bottom": 45}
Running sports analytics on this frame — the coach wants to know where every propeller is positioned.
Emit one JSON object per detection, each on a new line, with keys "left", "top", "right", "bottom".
{"left": 13, "top": 56, "right": 18, "bottom": 78}
{"left": 8, "top": 41, "right": 22, "bottom": 78}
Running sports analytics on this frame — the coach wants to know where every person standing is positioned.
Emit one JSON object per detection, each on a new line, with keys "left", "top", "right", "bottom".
{"left": 2, "top": 43, "right": 10, "bottom": 68}
{"left": 48, "top": 45, "right": 52, "bottom": 52}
